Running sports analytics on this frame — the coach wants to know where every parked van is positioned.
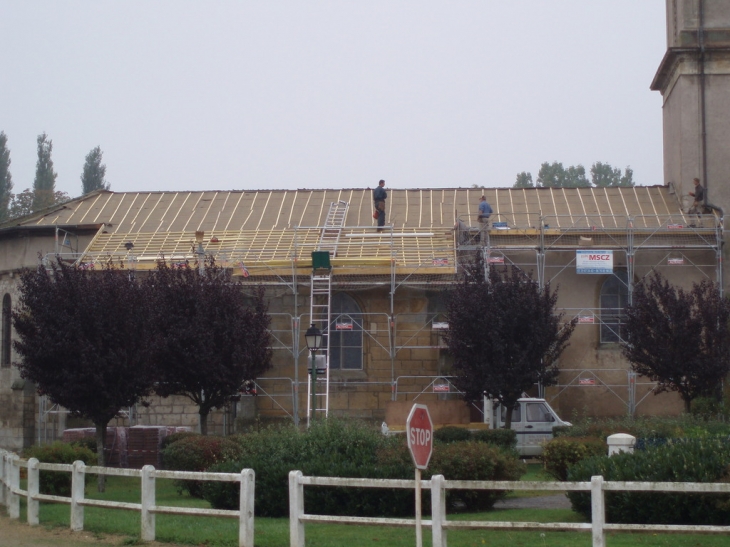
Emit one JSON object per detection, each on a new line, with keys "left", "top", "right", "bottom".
{"left": 484, "top": 397, "right": 571, "bottom": 457}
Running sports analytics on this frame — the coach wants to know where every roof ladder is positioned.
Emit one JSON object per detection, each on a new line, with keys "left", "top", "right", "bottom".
{"left": 307, "top": 270, "right": 332, "bottom": 423}
{"left": 317, "top": 200, "right": 349, "bottom": 258}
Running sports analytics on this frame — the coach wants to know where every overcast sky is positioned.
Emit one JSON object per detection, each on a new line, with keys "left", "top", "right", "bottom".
{"left": 1, "top": 1, "right": 666, "bottom": 198}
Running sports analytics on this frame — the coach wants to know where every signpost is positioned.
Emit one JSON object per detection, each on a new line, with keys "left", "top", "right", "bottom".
{"left": 406, "top": 404, "right": 433, "bottom": 547}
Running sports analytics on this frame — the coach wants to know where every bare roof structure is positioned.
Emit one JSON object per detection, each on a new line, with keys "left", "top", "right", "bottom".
{"left": 1, "top": 185, "right": 718, "bottom": 281}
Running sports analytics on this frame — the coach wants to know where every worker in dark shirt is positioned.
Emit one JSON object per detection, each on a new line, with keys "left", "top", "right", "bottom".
{"left": 373, "top": 179, "right": 387, "bottom": 232}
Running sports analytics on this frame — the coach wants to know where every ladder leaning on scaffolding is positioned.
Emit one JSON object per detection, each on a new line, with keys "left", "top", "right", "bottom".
{"left": 307, "top": 201, "right": 349, "bottom": 423}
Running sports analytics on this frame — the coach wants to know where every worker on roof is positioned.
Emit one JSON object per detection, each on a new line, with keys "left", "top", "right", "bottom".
{"left": 478, "top": 194, "right": 493, "bottom": 244}
{"left": 373, "top": 179, "right": 387, "bottom": 232}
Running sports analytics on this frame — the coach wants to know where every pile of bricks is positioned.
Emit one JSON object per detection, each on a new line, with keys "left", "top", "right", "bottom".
{"left": 62, "top": 425, "right": 191, "bottom": 468}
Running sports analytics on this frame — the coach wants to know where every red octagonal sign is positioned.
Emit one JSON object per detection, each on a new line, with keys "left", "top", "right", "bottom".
{"left": 406, "top": 404, "right": 433, "bottom": 469}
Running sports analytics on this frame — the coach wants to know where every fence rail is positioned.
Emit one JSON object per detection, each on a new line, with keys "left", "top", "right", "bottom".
{"left": 0, "top": 449, "right": 254, "bottom": 547}
{"left": 289, "top": 470, "right": 730, "bottom": 547}
{"left": 4, "top": 449, "right": 730, "bottom": 547}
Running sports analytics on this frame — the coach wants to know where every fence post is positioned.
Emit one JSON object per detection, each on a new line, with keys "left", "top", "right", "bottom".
{"left": 239, "top": 468, "right": 255, "bottom": 547}
{"left": 430, "top": 474, "right": 446, "bottom": 547}
{"left": 141, "top": 465, "right": 156, "bottom": 541}
{"left": 27, "top": 457, "right": 40, "bottom": 525}
{"left": 70, "top": 460, "right": 85, "bottom": 531}
{"left": 289, "top": 470, "right": 304, "bottom": 547}
{"left": 590, "top": 475, "right": 606, "bottom": 547}
{"left": 8, "top": 454, "right": 19, "bottom": 519}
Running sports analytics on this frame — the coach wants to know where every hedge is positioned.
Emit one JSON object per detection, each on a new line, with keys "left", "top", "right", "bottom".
{"left": 200, "top": 418, "right": 525, "bottom": 517}
{"left": 22, "top": 442, "right": 95, "bottom": 496}
{"left": 566, "top": 437, "right": 730, "bottom": 525}
{"left": 541, "top": 436, "right": 606, "bottom": 481}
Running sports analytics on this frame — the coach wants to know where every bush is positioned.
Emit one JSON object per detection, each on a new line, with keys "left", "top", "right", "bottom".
{"left": 70, "top": 436, "right": 98, "bottom": 453}
{"left": 429, "top": 442, "right": 524, "bottom": 511}
{"left": 556, "top": 414, "right": 730, "bottom": 443}
{"left": 552, "top": 425, "right": 573, "bottom": 438}
{"left": 567, "top": 438, "right": 730, "bottom": 525}
{"left": 22, "top": 442, "right": 95, "bottom": 496}
{"left": 160, "top": 431, "right": 199, "bottom": 451}
{"left": 204, "top": 419, "right": 414, "bottom": 518}
{"left": 161, "top": 435, "right": 244, "bottom": 497}
{"left": 202, "top": 418, "right": 525, "bottom": 517}
{"left": 434, "top": 426, "right": 471, "bottom": 444}
{"left": 471, "top": 428, "right": 517, "bottom": 450}
{"left": 690, "top": 396, "right": 729, "bottom": 421}
{"left": 541, "top": 436, "right": 606, "bottom": 481}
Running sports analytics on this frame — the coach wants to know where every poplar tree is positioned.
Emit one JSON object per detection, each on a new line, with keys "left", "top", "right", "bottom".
{"left": 32, "top": 133, "right": 58, "bottom": 211}
{"left": 81, "top": 146, "right": 110, "bottom": 194}
{"left": 0, "top": 132, "right": 12, "bottom": 222}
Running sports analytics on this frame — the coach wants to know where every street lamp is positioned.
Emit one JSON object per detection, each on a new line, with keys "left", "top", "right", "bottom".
{"left": 195, "top": 230, "right": 205, "bottom": 274}
{"left": 305, "top": 323, "right": 323, "bottom": 423}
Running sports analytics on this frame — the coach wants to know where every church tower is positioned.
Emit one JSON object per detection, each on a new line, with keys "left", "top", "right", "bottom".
{"left": 651, "top": 0, "right": 730, "bottom": 215}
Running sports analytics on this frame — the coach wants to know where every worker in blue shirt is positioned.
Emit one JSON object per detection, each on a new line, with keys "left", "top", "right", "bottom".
{"left": 478, "top": 195, "right": 492, "bottom": 226}
{"left": 478, "top": 195, "right": 493, "bottom": 244}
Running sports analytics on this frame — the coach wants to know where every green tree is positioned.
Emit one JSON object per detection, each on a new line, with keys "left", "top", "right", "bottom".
{"left": 9, "top": 188, "right": 70, "bottom": 220}
{"left": 536, "top": 162, "right": 590, "bottom": 188}
{"left": 9, "top": 189, "right": 33, "bottom": 219}
{"left": 32, "top": 133, "right": 57, "bottom": 211}
{"left": 443, "top": 255, "right": 577, "bottom": 428}
{"left": 622, "top": 272, "right": 730, "bottom": 412}
{"left": 13, "top": 259, "right": 156, "bottom": 491}
{"left": 536, "top": 162, "right": 565, "bottom": 187}
{"left": 0, "top": 132, "right": 13, "bottom": 222}
{"left": 620, "top": 166, "right": 634, "bottom": 187}
{"left": 591, "top": 162, "right": 635, "bottom": 187}
{"left": 148, "top": 259, "right": 273, "bottom": 435}
{"left": 514, "top": 171, "right": 534, "bottom": 188}
{"left": 81, "top": 146, "right": 110, "bottom": 194}
{"left": 565, "top": 164, "right": 590, "bottom": 188}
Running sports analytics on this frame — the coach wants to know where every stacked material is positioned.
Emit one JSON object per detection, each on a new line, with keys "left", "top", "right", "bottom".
{"left": 61, "top": 427, "right": 128, "bottom": 467}
{"left": 127, "top": 426, "right": 169, "bottom": 469}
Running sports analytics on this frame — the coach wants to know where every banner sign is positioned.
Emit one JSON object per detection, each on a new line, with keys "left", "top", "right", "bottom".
{"left": 668, "top": 258, "right": 684, "bottom": 265}
{"left": 576, "top": 250, "right": 613, "bottom": 274}
{"left": 578, "top": 316, "right": 595, "bottom": 323}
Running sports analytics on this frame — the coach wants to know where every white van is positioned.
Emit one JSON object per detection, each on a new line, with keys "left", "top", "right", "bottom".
{"left": 484, "top": 397, "right": 571, "bottom": 457}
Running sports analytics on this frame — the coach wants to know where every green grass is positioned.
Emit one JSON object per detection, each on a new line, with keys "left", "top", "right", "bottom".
{"left": 13, "top": 473, "right": 730, "bottom": 547}
{"left": 505, "top": 462, "right": 560, "bottom": 498}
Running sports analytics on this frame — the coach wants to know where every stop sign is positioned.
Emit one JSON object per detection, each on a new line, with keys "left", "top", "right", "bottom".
{"left": 406, "top": 404, "right": 433, "bottom": 469}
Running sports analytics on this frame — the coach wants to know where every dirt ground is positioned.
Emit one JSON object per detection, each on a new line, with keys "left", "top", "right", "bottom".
{"left": 0, "top": 514, "right": 186, "bottom": 547}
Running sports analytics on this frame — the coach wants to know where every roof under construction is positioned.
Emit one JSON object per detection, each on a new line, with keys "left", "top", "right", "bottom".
{"left": 3, "top": 186, "right": 718, "bottom": 277}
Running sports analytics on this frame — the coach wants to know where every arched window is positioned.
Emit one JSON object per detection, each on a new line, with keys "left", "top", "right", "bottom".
{"left": 328, "top": 293, "right": 363, "bottom": 370}
{"left": 1, "top": 294, "right": 10, "bottom": 367}
{"left": 600, "top": 271, "right": 629, "bottom": 343}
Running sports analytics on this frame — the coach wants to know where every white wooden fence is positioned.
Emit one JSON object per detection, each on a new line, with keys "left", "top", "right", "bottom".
{"left": 4, "top": 448, "right": 730, "bottom": 547}
{"left": 288, "top": 470, "right": 730, "bottom": 547}
{"left": 0, "top": 449, "right": 254, "bottom": 547}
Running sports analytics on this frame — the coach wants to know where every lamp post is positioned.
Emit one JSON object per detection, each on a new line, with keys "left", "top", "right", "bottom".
{"left": 305, "top": 323, "right": 323, "bottom": 423}
{"left": 195, "top": 230, "right": 205, "bottom": 274}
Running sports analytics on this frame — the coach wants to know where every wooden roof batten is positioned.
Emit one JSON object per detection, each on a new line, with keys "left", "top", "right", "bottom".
{"left": 13, "top": 186, "right": 713, "bottom": 277}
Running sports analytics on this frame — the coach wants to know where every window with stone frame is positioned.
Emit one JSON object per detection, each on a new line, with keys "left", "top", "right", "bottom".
{"left": 600, "top": 271, "right": 629, "bottom": 343}
{"left": 327, "top": 293, "right": 363, "bottom": 370}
